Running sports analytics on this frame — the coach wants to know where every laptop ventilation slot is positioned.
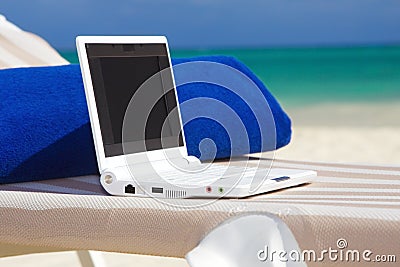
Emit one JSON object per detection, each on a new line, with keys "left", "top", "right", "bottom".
{"left": 165, "top": 190, "right": 186, "bottom": 199}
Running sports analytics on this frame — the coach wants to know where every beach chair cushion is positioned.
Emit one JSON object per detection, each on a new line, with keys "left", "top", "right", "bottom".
{"left": 0, "top": 56, "right": 291, "bottom": 183}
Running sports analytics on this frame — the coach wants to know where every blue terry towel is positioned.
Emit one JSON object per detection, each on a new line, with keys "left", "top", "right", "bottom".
{"left": 0, "top": 56, "right": 291, "bottom": 184}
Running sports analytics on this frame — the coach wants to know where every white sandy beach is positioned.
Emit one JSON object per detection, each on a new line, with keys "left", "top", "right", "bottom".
{"left": 1, "top": 102, "right": 398, "bottom": 267}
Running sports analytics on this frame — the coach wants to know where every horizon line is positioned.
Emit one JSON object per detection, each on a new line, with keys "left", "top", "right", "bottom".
{"left": 57, "top": 42, "right": 400, "bottom": 52}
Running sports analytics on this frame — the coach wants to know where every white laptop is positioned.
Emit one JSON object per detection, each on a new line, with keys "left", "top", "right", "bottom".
{"left": 76, "top": 36, "right": 316, "bottom": 198}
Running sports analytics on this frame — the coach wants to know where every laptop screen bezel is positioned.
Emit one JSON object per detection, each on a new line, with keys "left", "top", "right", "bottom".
{"left": 76, "top": 36, "right": 188, "bottom": 172}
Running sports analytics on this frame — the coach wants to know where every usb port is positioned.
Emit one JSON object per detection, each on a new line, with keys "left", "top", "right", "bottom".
{"left": 152, "top": 187, "right": 163, "bottom": 194}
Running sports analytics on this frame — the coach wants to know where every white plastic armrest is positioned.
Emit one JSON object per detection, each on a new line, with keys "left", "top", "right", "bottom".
{"left": 186, "top": 213, "right": 306, "bottom": 267}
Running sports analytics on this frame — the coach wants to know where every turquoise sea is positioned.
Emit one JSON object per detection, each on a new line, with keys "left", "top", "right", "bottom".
{"left": 61, "top": 46, "right": 400, "bottom": 107}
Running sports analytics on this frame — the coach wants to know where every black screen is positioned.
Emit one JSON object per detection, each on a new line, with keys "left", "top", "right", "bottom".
{"left": 86, "top": 43, "right": 183, "bottom": 157}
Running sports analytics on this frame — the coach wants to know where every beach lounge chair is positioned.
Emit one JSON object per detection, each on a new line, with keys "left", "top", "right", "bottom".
{"left": 1, "top": 157, "right": 400, "bottom": 266}
{"left": 1, "top": 16, "right": 400, "bottom": 267}
{"left": 0, "top": 15, "right": 68, "bottom": 69}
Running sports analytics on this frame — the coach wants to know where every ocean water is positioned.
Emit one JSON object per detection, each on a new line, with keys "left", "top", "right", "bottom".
{"left": 61, "top": 46, "right": 400, "bottom": 107}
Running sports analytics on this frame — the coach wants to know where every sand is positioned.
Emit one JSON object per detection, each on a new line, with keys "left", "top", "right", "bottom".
{"left": 1, "top": 101, "right": 398, "bottom": 266}
{"left": 277, "top": 102, "right": 400, "bottom": 165}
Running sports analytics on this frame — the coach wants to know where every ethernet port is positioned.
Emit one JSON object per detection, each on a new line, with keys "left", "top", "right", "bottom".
{"left": 125, "top": 184, "right": 135, "bottom": 194}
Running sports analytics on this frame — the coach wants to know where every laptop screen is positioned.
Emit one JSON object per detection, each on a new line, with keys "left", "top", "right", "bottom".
{"left": 86, "top": 43, "right": 184, "bottom": 157}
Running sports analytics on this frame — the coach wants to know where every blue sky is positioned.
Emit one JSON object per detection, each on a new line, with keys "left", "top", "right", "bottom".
{"left": 1, "top": 0, "right": 400, "bottom": 49}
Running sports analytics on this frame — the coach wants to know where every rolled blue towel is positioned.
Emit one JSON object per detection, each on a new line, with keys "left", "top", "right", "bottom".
{"left": 0, "top": 56, "right": 291, "bottom": 184}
